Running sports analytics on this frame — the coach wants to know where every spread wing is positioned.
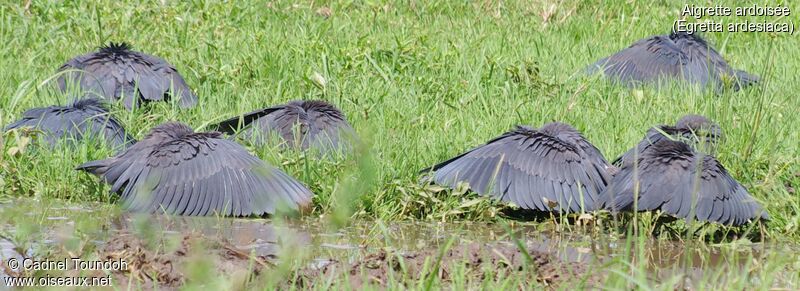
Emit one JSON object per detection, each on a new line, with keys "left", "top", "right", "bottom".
{"left": 600, "top": 142, "right": 767, "bottom": 226}
{"left": 81, "top": 137, "right": 313, "bottom": 216}
{"left": 210, "top": 106, "right": 284, "bottom": 135}
{"left": 5, "top": 105, "right": 133, "bottom": 148}
{"left": 247, "top": 107, "right": 303, "bottom": 146}
{"left": 423, "top": 127, "right": 612, "bottom": 213}
{"left": 134, "top": 54, "right": 197, "bottom": 108}
{"left": 57, "top": 52, "right": 197, "bottom": 109}
{"left": 694, "top": 156, "right": 768, "bottom": 225}
{"left": 588, "top": 35, "right": 713, "bottom": 87}
{"left": 672, "top": 33, "right": 760, "bottom": 91}
{"left": 215, "top": 104, "right": 357, "bottom": 153}
{"left": 302, "top": 107, "right": 357, "bottom": 152}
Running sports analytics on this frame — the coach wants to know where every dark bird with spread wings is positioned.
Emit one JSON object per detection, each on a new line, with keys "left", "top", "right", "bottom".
{"left": 613, "top": 114, "right": 723, "bottom": 167}
{"left": 76, "top": 122, "right": 313, "bottom": 216}
{"left": 421, "top": 122, "right": 615, "bottom": 213}
{"left": 57, "top": 42, "right": 197, "bottom": 109}
{"left": 587, "top": 31, "right": 758, "bottom": 91}
{"left": 212, "top": 100, "right": 356, "bottom": 154}
{"left": 5, "top": 98, "right": 134, "bottom": 148}
{"left": 599, "top": 139, "right": 767, "bottom": 226}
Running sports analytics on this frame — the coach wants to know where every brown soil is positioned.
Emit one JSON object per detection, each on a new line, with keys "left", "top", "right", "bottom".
{"left": 100, "top": 231, "right": 274, "bottom": 289}
{"left": 293, "top": 242, "right": 601, "bottom": 289}
{"left": 56, "top": 231, "right": 599, "bottom": 289}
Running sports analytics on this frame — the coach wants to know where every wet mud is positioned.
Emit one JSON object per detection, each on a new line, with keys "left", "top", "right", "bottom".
{"left": 293, "top": 241, "right": 601, "bottom": 289}
{"left": 0, "top": 199, "right": 792, "bottom": 289}
{"left": 100, "top": 230, "right": 274, "bottom": 288}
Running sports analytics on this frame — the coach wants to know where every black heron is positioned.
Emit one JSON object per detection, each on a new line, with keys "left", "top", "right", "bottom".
{"left": 587, "top": 31, "right": 758, "bottom": 91}
{"left": 57, "top": 42, "right": 198, "bottom": 109}
{"left": 421, "top": 122, "right": 615, "bottom": 213}
{"left": 599, "top": 138, "right": 767, "bottom": 226}
{"left": 212, "top": 100, "right": 357, "bottom": 154}
{"left": 76, "top": 122, "right": 313, "bottom": 216}
{"left": 5, "top": 98, "right": 134, "bottom": 148}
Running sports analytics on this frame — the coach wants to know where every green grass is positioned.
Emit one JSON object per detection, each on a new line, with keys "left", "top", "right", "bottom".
{"left": 0, "top": 0, "right": 798, "bottom": 289}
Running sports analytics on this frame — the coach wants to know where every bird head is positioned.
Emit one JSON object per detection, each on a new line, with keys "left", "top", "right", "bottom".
{"left": 669, "top": 31, "right": 709, "bottom": 47}
{"left": 676, "top": 114, "right": 722, "bottom": 138}
{"left": 69, "top": 97, "right": 110, "bottom": 112}
{"left": 97, "top": 42, "right": 134, "bottom": 59}
{"left": 674, "top": 114, "right": 723, "bottom": 152}
{"left": 299, "top": 100, "right": 345, "bottom": 119}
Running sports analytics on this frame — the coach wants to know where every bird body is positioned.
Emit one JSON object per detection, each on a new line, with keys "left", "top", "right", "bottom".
{"left": 57, "top": 42, "right": 197, "bottom": 109}
{"left": 422, "top": 122, "right": 615, "bottom": 213}
{"left": 5, "top": 98, "right": 133, "bottom": 148}
{"left": 213, "top": 100, "right": 356, "bottom": 154}
{"left": 76, "top": 122, "right": 313, "bottom": 216}
{"left": 588, "top": 32, "right": 758, "bottom": 91}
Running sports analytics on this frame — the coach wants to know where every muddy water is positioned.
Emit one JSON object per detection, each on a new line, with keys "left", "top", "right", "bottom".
{"left": 0, "top": 198, "right": 792, "bottom": 288}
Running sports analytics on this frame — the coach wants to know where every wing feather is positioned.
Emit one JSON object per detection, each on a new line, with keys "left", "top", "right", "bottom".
{"left": 56, "top": 44, "right": 196, "bottom": 109}
{"left": 425, "top": 126, "right": 612, "bottom": 213}
{"left": 5, "top": 100, "right": 133, "bottom": 148}
{"left": 589, "top": 33, "right": 757, "bottom": 91}
{"left": 77, "top": 130, "right": 313, "bottom": 216}
{"left": 600, "top": 139, "right": 765, "bottom": 225}
{"left": 211, "top": 106, "right": 284, "bottom": 135}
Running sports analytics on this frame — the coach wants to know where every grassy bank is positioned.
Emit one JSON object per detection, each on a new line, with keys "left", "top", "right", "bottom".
{"left": 0, "top": 0, "right": 798, "bottom": 244}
